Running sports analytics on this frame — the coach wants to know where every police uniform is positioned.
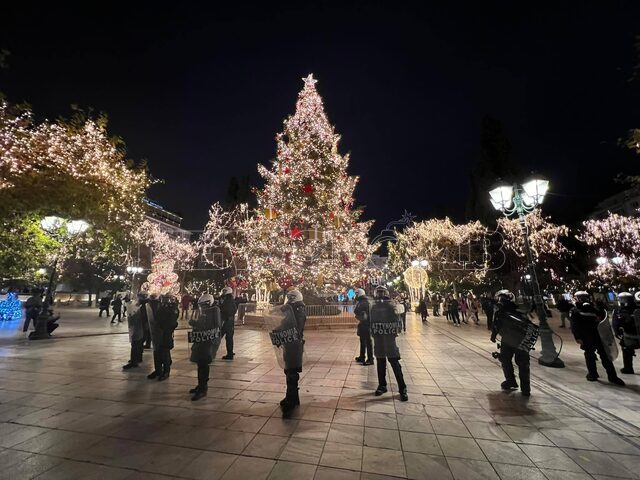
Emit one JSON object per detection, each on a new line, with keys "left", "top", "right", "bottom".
{"left": 612, "top": 293, "right": 639, "bottom": 375}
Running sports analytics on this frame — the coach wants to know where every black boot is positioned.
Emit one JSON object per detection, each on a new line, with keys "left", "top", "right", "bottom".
{"left": 621, "top": 349, "right": 635, "bottom": 374}
{"left": 375, "top": 385, "right": 388, "bottom": 396}
{"left": 280, "top": 389, "right": 299, "bottom": 416}
{"left": 399, "top": 389, "right": 408, "bottom": 402}
{"left": 122, "top": 362, "right": 138, "bottom": 370}
{"left": 189, "top": 386, "right": 200, "bottom": 394}
{"left": 501, "top": 380, "right": 518, "bottom": 390}
{"left": 355, "top": 356, "right": 365, "bottom": 363}
{"left": 222, "top": 353, "right": 235, "bottom": 360}
{"left": 192, "top": 387, "right": 207, "bottom": 401}
{"left": 147, "top": 371, "right": 159, "bottom": 379}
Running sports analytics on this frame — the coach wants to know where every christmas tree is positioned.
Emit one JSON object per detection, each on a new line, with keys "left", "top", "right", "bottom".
{"left": 241, "top": 74, "right": 374, "bottom": 292}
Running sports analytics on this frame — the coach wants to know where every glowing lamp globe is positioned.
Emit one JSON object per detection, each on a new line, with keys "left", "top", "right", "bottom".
{"left": 41, "top": 215, "right": 63, "bottom": 232}
{"left": 596, "top": 257, "right": 608, "bottom": 266}
{"left": 67, "top": 220, "right": 89, "bottom": 235}
{"left": 489, "top": 184, "right": 513, "bottom": 211}
{"left": 522, "top": 178, "right": 549, "bottom": 207}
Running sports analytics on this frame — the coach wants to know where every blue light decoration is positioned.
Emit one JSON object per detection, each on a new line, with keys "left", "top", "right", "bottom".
{"left": 0, "top": 292, "right": 23, "bottom": 321}
{"left": 337, "top": 293, "right": 345, "bottom": 302}
{"left": 347, "top": 289, "right": 355, "bottom": 301}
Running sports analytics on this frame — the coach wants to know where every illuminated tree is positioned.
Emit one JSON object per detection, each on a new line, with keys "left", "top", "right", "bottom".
{"left": 0, "top": 102, "right": 150, "bottom": 232}
{"left": 497, "top": 210, "right": 570, "bottom": 290}
{"left": 235, "top": 75, "right": 374, "bottom": 291}
{"left": 578, "top": 213, "right": 640, "bottom": 287}
{"left": 388, "top": 217, "right": 488, "bottom": 292}
{"left": 133, "top": 220, "right": 197, "bottom": 270}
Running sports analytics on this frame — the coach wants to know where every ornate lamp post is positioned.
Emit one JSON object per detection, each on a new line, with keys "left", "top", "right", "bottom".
{"left": 127, "top": 266, "right": 144, "bottom": 293}
{"left": 32, "top": 216, "right": 89, "bottom": 340}
{"left": 489, "top": 178, "right": 564, "bottom": 368}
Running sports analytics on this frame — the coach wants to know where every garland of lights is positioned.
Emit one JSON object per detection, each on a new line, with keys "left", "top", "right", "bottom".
{"left": 0, "top": 292, "right": 22, "bottom": 321}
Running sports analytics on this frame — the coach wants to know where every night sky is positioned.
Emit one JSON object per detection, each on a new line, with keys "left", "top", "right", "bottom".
{"left": 2, "top": 2, "right": 640, "bottom": 233}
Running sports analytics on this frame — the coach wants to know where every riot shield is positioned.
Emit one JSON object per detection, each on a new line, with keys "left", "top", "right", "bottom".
{"left": 499, "top": 313, "right": 539, "bottom": 352}
{"left": 264, "top": 304, "right": 305, "bottom": 370}
{"left": 598, "top": 313, "right": 619, "bottom": 362}
{"left": 190, "top": 306, "right": 222, "bottom": 358}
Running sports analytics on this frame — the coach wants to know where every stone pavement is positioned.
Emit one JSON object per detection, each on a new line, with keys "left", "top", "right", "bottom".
{"left": 0, "top": 309, "right": 639, "bottom": 479}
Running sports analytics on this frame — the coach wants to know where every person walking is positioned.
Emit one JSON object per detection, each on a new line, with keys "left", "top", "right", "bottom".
{"left": 354, "top": 288, "right": 373, "bottom": 365}
{"left": 111, "top": 294, "right": 123, "bottom": 324}
{"left": 418, "top": 297, "right": 428, "bottom": 323}
{"left": 433, "top": 294, "right": 440, "bottom": 316}
{"left": 371, "top": 286, "right": 408, "bottom": 401}
{"left": 570, "top": 291, "right": 625, "bottom": 386}
{"left": 23, "top": 289, "right": 42, "bottom": 332}
{"left": 459, "top": 296, "right": 468, "bottom": 324}
{"left": 220, "top": 287, "right": 238, "bottom": 360}
{"left": 98, "top": 296, "right": 110, "bottom": 317}
{"left": 181, "top": 293, "right": 193, "bottom": 320}
{"left": 190, "top": 295, "right": 200, "bottom": 320}
{"left": 395, "top": 297, "right": 406, "bottom": 333}
{"left": 556, "top": 296, "right": 573, "bottom": 328}
{"left": 449, "top": 297, "right": 460, "bottom": 326}
{"left": 613, "top": 292, "right": 639, "bottom": 375}
{"left": 491, "top": 290, "right": 532, "bottom": 396}
{"left": 469, "top": 296, "right": 480, "bottom": 324}
{"left": 481, "top": 294, "right": 495, "bottom": 331}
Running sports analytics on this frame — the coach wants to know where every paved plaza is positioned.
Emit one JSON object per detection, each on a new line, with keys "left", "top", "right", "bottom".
{"left": 0, "top": 309, "right": 640, "bottom": 479}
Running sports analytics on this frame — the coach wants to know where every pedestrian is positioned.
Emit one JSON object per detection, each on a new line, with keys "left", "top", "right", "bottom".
{"left": 235, "top": 293, "right": 248, "bottom": 325}
{"left": 23, "top": 288, "right": 42, "bottom": 332}
{"left": 122, "top": 293, "right": 149, "bottom": 370}
{"left": 612, "top": 292, "right": 639, "bottom": 375}
{"left": 189, "top": 294, "right": 222, "bottom": 401}
{"left": 481, "top": 294, "right": 495, "bottom": 331}
{"left": 181, "top": 292, "right": 193, "bottom": 320}
{"left": 98, "top": 296, "right": 110, "bottom": 317}
{"left": 354, "top": 288, "right": 374, "bottom": 365}
{"left": 469, "top": 296, "right": 480, "bottom": 324}
{"left": 556, "top": 295, "right": 573, "bottom": 328}
{"left": 147, "top": 294, "right": 179, "bottom": 381}
{"left": 433, "top": 294, "right": 440, "bottom": 316}
{"left": 449, "top": 297, "right": 460, "bottom": 326}
{"left": 570, "top": 291, "right": 625, "bottom": 386}
{"left": 490, "top": 290, "right": 532, "bottom": 396}
{"left": 190, "top": 295, "right": 199, "bottom": 320}
{"left": 111, "top": 294, "right": 123, "bottom": 324}
{"left": 459, "top": 296, "right": 468, "bottom": 323}
{"left": 370, "top": 286, "right": 408, "bottom": 401}
{"left": 395, "top": 297, "right": 406, "bottom": 332}
{"left": 220, "top": 287, "right": 238, "bottom": 360}
{"left": 418, "top": 297, "right": 428, "bottom": 323}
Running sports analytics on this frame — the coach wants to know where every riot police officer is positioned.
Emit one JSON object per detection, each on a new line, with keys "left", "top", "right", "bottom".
{"left": 354, "top": 288, "right": 373, "bottom": 365}
{"left": 570, "top": 291, "right": 625, "bottom": 385}
{"left": 188, "top": 294, "right": 223, "bottom": 401}
{"left": 220, "top": 287, "right": 238, "bottom": 360}
{"left": 370, "top": 286, "right": 408, "bottom": 401}
{"left": 490, "top": 290, "right": 531, "bottom": 396}
{"left": 613, "top": 292, "right": 638, "bottom": 375}
{"left": 278, "top": 289, "right": 306, "bottom": 416}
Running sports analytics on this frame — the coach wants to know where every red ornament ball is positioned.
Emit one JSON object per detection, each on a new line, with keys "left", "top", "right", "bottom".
{"left": 302, "top": 183, "right": 314, "bottom": 194}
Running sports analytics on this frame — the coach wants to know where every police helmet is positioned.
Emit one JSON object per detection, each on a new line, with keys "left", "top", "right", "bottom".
{"left": 635, "top": 292, "right": 640, "bottom": 303}
{"left": 374, "top": 285, "right": 389, "bottom": 299}
{"left": 574, "top": 291, "right": 590, "bottom": 300}
{"left": 198, "top": 293, "right": 214, "bottom": 305}
{"left": 221, "top": 286, "right": 233, "bottom": 296}
{"left": 354, "top": 288, "right": 366, "bottom": 299}
{"left": 619, "top": 292, "right": 633, "bottom": 305}
{"left": 286, "top": 289, "right": 303, "bottom": 304}
{"left": 494, "top": 289, "right": 514, "bottom": 302}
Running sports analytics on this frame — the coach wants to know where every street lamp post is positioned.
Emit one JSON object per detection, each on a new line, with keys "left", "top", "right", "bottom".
{"left": 31, "top": 216, "right": 89, "bottom": 340}
{"left": 127, "top": 266, "right": 144, "bottom": 293}
{"left": 489, "top": 178, "right": 565, "bottom": 368}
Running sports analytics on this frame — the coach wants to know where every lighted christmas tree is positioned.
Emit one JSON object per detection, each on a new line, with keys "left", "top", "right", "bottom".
{"left": 240, "top": 74, "right": 374, "bottom": 291}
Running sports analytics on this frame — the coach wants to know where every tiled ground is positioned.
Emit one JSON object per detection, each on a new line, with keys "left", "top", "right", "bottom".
{"left": 1, "top": 309, "right": 640, "bottom": 479}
